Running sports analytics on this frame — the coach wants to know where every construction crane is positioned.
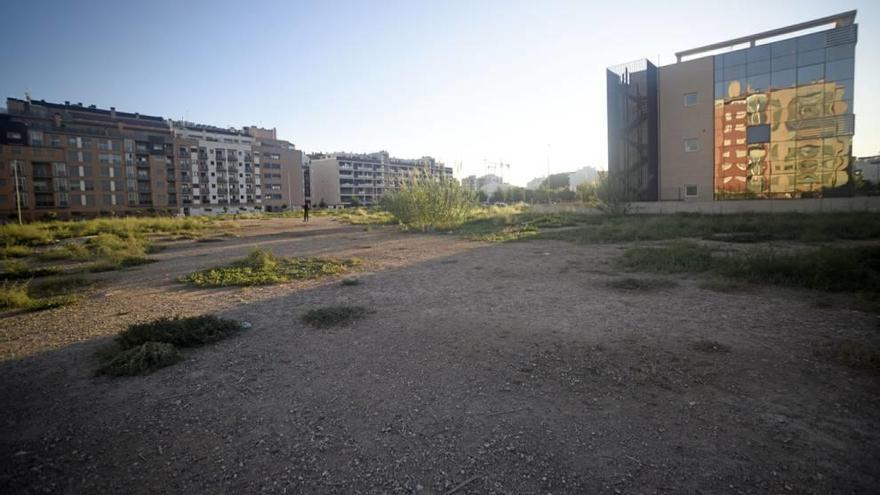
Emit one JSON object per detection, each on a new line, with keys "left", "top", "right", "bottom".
{"left": 482, "top": 159, "right": 511, "bottom": 184}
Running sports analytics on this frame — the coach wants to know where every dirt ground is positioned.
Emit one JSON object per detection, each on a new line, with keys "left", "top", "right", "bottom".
{"left": 1, "top": 217, "right": 879, "bottom": 494}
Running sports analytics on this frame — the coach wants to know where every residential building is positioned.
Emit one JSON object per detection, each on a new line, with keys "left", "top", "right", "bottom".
{"left": 244, "top": 126, "right": 305, "bottom": 211}
{"left": 607, "top": 11, "right": 857, "bottom": 201}
{"left": 568, "top": 166, "right": 599, "bottom": 191}
{"left": 171, "top": 123, "right": 263, "bottom": 215}
{"left": 0, "top": 97, "right": 178, "bottom": 220}
{"left": 525, "top": 176, "right": 546, "bottom": 190}
{"left": 854, "top": 155, "right": 880, "bottom": 188}
{"left": 308, "top": 151, "right": 452, "bottom": 207}
{"left": 461, "top": 175, "right": 478, "bottom": 192}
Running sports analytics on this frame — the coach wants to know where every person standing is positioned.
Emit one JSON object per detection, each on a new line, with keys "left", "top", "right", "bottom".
{"left": 302, "top": 200, "right": 310, "bottom": 222}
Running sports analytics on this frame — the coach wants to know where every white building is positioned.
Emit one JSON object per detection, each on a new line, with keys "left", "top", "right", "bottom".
{"left": 526, "top": 176, "right": 546, "bottom": 190}
{"left": 309, "top": 151, "right": 452, "bottom": 207}
{"left": 172, "top": 123, "right": 262, "bottom": 216}
{"left": 568, "top": 166, "right": 599, "bottom": 191}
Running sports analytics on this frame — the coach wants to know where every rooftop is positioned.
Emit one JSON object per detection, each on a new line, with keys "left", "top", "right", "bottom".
{"left": 675, "top": 10, "right": 857, "bottom": 62}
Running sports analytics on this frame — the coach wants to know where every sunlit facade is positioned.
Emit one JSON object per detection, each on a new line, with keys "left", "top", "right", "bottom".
{"left": 607, "top": 11, "right": 858, "bottom": 202}
{"left": 713, "top": 27, "right": 856, "bottom": 199}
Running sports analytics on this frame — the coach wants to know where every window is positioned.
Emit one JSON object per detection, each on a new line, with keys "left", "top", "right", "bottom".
{"left": 685, "top": 184, "right": 698, "bottom": 197}
{"left": 747, "top": 125, "right": 771, "bottom": 144}
{"left": 28, "top": 130, "right": 44, "bottom": 146}
{"left": 684, "top": 138, "right": 699, "bottom": 152}
{"left": 6, "top": 131, "right": 22, "bottom": 140}
{"left": 684, "top": 93, "right": 698, "bottom": 107}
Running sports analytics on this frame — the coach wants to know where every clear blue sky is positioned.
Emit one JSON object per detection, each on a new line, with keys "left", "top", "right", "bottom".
{"left": 1, "top": 0, "right": 877, "bottom": 186}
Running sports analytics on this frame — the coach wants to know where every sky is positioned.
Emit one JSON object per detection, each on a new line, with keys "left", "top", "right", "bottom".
{"left": 1, "top": 0, "right": 877, "bottom": 187}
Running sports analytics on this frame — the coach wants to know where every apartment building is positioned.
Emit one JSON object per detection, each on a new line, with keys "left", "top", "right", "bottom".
{"left": 607, "top": 11, "right": 857, "bottom": 201}
{"left": 309, "top": 151, "right": 452, "bottom": 207}
{"left": 244, "top": 126, "right": 305, "bottom": 211}
{"left": 0, "top": 98, "right": 178, "bottom": 220}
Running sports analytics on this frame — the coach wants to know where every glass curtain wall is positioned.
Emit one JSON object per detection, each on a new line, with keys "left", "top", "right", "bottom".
{"left": 713, "top": 24, "right": 856, "bottom": 199}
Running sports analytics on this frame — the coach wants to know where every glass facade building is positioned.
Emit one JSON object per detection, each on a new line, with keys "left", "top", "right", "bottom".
{"left": 606, "top": 11, "right": 859, "bottom": 202}
{"left": 713, "top": 24, "right": 857, "bottom": 199}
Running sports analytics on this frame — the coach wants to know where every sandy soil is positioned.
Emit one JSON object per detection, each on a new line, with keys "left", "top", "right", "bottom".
{"left": 1, "top": 217, "right": 879, "bottom": 494}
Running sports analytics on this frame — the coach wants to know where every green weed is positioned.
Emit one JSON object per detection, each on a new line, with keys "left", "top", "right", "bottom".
{"left": 182, "top": 248, "right": 360, "bottom": 287}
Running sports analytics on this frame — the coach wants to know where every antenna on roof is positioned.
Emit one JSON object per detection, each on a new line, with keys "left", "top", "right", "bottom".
{"left": 24, "top": 90, "right": 31, "bottom": 103}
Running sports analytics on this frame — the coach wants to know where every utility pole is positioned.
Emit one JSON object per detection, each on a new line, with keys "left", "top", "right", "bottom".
{"left": 13, "top": 161, "right": 22, "bottom": 224}
{"left": 546, "top": 144, "right": 551, "bottom": 205}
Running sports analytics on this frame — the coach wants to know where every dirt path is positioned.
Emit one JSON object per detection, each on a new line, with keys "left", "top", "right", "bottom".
{"left": 1, "top": 222, "right": 879, "bottom": 493}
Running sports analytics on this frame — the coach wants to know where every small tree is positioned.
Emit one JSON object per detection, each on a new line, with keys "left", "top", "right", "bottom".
{"left": 592, "top": 172, "right": 631, "bottom": 215}
{"left": 381, "top": 174, "right": 477, "bottom": 231}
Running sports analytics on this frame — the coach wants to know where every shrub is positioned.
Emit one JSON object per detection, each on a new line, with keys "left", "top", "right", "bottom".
{"left": 96, "top": 342, "right": 182, "bottom": 377}
{"left": 116, "top": 315, "right": 245, "bottom": 350}
{"left": 381, "top": 175, "right": 477, "bottom": 230}
{"left": 302, "top": 305, "right": 371, "bottom": 328}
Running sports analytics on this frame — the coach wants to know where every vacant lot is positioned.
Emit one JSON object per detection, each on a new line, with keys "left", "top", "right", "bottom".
{"left": 1, "top": 215, "right": 879, "bottom": 494}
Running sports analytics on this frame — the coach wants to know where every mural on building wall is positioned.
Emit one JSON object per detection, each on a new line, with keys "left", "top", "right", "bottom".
{"left": 713, "top": 26, "right": 856, "bottom": 199}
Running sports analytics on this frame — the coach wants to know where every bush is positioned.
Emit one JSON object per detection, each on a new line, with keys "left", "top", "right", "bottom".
{"left": 182, "top": 248, "right": 360, "bottom": 287}
{"left": 116, "top": 315, "right": 245, "bottom": 349}
{"left": 302, "top": 305, "right": 371, "bottom": 328}
{"left": 96, "top": 342, "right": 182, "bottom": 377}
{"left": 381, "top": 176, "right": 477, "bottom": 231}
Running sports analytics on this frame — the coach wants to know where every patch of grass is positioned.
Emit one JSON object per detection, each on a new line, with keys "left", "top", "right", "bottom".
{"left": 717, "top": 246, "right": 880, "bottom": 293}
{"left": 182, "top": 248, "right": 360, "bottom": 287}
{"left": 698, "top": 278, "right": 753, "bottom": 293}
{"left": 36, "top": 242, "right": 91, "bottom": 261}
{"left": 302, "top": 305, "right": 371, "bottom": 328}
{"left": 0, "top": 223, "right": 55, "bottom": 246}
{"left": 96, "top": 342, "right": 182, "bottom": 377}
{"left": 195, "top": 236, "right": 225, "bottom": 243}
{"left": 605, "top": 277, "right": 678, "bottom": 291}
{"left": 0, "top": 260, "right": 63, "bottom": 280}
{"left": 621, "top": 242, "right": 880, "bottom": 300}
{"left": 692, "top": 340, "right": 732, "bottom": 353}
{"left": 30, "top": 275, "right": 93, "bottom": 297}
{"left": 116, "top": 315, "right": 245, "bottom": 349}
{"left": 87, "top": 233, "right": 151, "bottom": 263}
{"left": 619, "top": 241, "right": 718, "bottom": 273}
{"left": 340, "top": 277, "right": 360, "bottom": 286}
{"left": 537, "top": 212, "right": 880, "bottom": 244}
{"left": 88, "top": 257, "right": 155, "bottom": 273}
{"left": 0, "top": 245, "right": 33, "bottom": 259}
{"left": 316, "top": 207, "right": 396, "bottom": 225}
{"left": 0, "top": 280, "right": 79, "bottom": 311}
{"left": 828, "top": 340, "right": 880, "bottom": 372}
